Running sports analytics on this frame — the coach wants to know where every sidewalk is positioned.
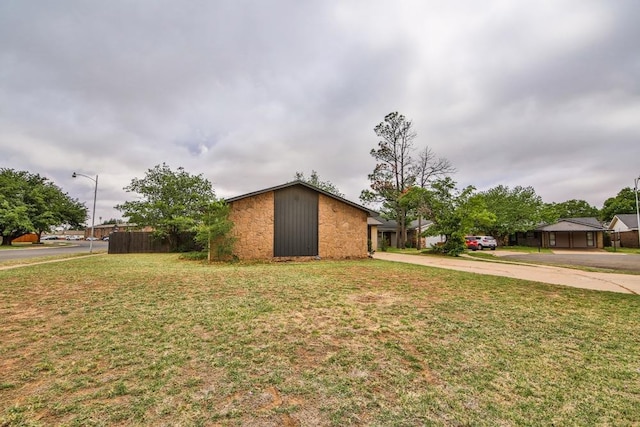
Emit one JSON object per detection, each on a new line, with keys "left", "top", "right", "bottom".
{"left": 373, "top": 252, "right": 640, "bottom": 295}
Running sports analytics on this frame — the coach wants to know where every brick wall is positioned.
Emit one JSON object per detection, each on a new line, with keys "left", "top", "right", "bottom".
{"left": 318, "top": 194, "right": 368, "bottom": 259}
{"left": 229, "top": 190, "right": 369, "bottom": 260}
{"left": 229, "top": 191, "right": 275, "bottom": 260}
{"left": 620, "top": 230, "right": 639, "bottom": 248}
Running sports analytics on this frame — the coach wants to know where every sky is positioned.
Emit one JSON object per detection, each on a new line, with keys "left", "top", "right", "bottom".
{"left": 1, "top": 1, "right": 639, "bottom": 224}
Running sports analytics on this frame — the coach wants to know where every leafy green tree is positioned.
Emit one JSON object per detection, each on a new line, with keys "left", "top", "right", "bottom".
{"left": 294, "top": 170, "right": 344, "bottom": 198}
{"left": 0, "top": 169, "right": 86, "bottom": 245}
{"left": 116, "top": 164, "right": 216, "bottom": 250}
{"left": 1, "top": 170, "right": 32, "bottom": 245}
{"left": 479, "top": 185, "right": 544, "bottom": 245}
{"left": 600, "top": 187, "right": 636, "bottom": 222}
{"left": 30, "top": 180, "right": 86, "bottom": 240}
{"left": 194, "top": 200, "right": 236, "bottom": 262}
{"left": 542, "top": 199, "right": 600, "bottom": 223}
{"left": 402, "top": 178, "right": 495, "bottom": 256}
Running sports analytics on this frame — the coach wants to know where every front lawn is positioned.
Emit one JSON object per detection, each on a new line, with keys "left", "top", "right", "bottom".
{"left": 1, "top": 255, "right": 638, "bottom": 425}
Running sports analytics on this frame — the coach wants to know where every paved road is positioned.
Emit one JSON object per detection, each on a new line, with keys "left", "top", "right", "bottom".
{"left": 498, "top": 251, "right": 640, "bottom": 272}
{"left": 0, "top": 241, "right": 108, "bottom": 261}
{"left": 373, "top": 252, "right": 640, "bottom": 295}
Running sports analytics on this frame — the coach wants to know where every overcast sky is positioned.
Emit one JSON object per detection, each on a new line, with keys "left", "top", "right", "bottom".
{"left": 2, "top": 1, "right": 639, "bottom": 223}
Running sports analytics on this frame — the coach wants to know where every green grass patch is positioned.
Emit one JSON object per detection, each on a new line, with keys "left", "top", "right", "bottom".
{"left": 605, "top": 247, "right": 640, "bottom": 255}
{"left": 1, "top": 254, "right": 639, "bottom": 425}
{"left": 0, "top": 242, "right": 74, "bottom": 250}
{"left": 0, "top": 243, "right": 36, "bottom": 250}
{"left": 0, "top": 252, "right": 101, "bottom": 268}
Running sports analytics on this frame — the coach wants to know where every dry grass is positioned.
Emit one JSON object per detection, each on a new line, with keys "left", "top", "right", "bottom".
{"left": 1, "top": 254, "right": 639, "bottom": 426}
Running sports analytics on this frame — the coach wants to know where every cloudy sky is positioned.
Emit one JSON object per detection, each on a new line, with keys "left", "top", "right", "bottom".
{"left": 2, "top": 1, "right": 639, "bottom": 223}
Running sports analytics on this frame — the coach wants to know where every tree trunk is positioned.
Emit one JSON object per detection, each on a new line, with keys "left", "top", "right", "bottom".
{"left": 398, "top": 208, "right": 407, "bottom": 249}
{"left": 2, "top": 235, "right": 12, "bottom": 246}
{"left": 417, "top": 216, "right": 422, "bottom": 250}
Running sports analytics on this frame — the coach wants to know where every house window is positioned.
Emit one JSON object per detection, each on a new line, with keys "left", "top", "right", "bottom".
{"left": 586, "top": 232, "right": 594, "bottom": 247}
{"left": 549, "top": 232, "right": 556, "bottom": 246}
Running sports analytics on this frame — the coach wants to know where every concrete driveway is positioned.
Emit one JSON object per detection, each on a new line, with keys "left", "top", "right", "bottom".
{"left": 373, "top": 251, "right": 640, "bottom": 295}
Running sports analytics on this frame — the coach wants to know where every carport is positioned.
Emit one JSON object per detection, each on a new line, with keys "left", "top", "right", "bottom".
{"left": 536, "top": 217, "right": 607, "bottom": 249}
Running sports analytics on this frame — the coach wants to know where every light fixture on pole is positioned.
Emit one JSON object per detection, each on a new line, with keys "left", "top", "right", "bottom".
{"left": 72, "top": 172, "right": 98, "bottom": 254}
{"left": 635, "top": 175, "right": 640, "bottom": 249}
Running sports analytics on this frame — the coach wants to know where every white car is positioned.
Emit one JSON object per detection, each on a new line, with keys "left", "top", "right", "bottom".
{"left": 474, "top": 236, "right": 497, "bottom": 250}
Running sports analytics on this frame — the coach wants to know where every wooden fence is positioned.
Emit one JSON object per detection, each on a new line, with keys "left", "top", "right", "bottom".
{"left": 108, "top": 232, "right": 199, "bottom": 254}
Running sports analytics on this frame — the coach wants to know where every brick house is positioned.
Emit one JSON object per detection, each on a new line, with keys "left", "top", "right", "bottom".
{"left": 535, "top": 217, "right": 607, "bottom": 249}
{"left": 609, "top": 213, "right": 639, "bottom": 248}
{"left": 86, "top": 223, "right": 150, "bottom": 240}
{"left": 226, "top": 181, "right": 377, "bottom": 260}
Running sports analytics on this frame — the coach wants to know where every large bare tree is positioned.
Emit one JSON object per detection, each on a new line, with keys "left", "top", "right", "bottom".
{"left": 361, "top": 112, "right": 416, "bottom": 248}
{"left": 412, "top": 147, "right": 456, "bottom": 249}
{"left": 361, "top": 112, "right": 456, "bottom": 249}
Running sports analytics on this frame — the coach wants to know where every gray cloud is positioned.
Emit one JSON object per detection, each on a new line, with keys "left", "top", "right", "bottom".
{"left": 1, "top": 0, "right": 639, "bottom": 222}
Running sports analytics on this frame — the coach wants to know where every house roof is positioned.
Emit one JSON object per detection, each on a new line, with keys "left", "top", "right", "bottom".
{"left": 92, "top": 223, "right": 137, "bottom": 229}
{"left": 367, "top": 217, "right": 383, "bottom": 226}
{"left": 609, "top": 213, "right": 639, "bottom": 230}
{"left": 225, "top": 180, "right": 378, "bottom": 216}
{"left": 374, "top": 216, "right": 433, "bottom": 232}
{"left": 536, "top": 217, "right": 608, "bottom": 232}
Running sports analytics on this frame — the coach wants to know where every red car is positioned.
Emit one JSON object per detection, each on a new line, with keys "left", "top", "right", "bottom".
{"left": 465, "top": 236, "right": 480, "bottom": 251}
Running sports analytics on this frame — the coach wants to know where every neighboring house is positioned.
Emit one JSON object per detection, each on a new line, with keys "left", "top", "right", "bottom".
{"left": 609, "top": 214, "right": 639, "bottom": 248}
{"left": 367, "top": 217, "right": 382, "bottom": 253}
{"left": 376, "top": 217, "right": 414, "bottom": 248}
{"left": 419, "top": 220, "right": 447, "bottom": 248}
{"left": 87, "top": 223, "right": 147, "bottom": 239}
{"left": 534, "top": 217, "right": 607, "bottom": 249}
{"left": 510, "top": 230, "right": 543, "bottom": 247}
{"left": 375, "top": 217, "right": 445, "bottom": 249}
{"left": 226, "top": 181, "right": 377, "bottom": 260}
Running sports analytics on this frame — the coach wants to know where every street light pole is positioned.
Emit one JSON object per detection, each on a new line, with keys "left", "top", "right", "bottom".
{"left": 635, "top": 176, "right": 640, "bottom": 249}
{"left": 72, "top": 172, "right": 98, "bottom": 254}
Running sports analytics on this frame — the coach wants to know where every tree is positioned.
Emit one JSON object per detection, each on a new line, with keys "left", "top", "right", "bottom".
{"left": 600, "top": 187, "right": 636, "bottom": 222}
{"left": 542, "top": 199, "right": 600, "bottom": 223}
{"left": 294, "top": 170, "right": 344, "bottom": 198}
{"left": 479, "top": 185, "right": 544, "bottom": 245}
{"left": 413, "top": 146, "right": 456, "bottom": 187}
{"left": 361, "top": 112, "right": 417, "bottom": 249}
{"left": 361, "top": 112, "right": 454, "bottom": 249}
{"left": 401, "top": 178, "right": 494, "bottom": 256}
{"left": 194, "top": 200, "right": 236, "bottom": 262}
{"left": 411, "top": 146, "right": 456, "bottom": 249}
{"left": 116, "top": 164, "right": 216, "bottom": 250}
{"left": 101, "top": 218, "right": 124, "bottom": 225}
{"left": 0, "top": 169, "right": 87, "bottom": 245}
